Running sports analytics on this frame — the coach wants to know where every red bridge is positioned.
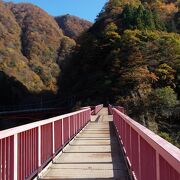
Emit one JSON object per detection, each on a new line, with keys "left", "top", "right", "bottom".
{"left": 0, "top": 105, "right": 179, "bottom": 179}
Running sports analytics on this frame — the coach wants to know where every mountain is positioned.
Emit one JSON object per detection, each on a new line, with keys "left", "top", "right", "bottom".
{"left": 6, "top": 3, "right": 62, "bottom": 92}
{"left": 59, "top": 0, "right": 180, "bottom": 146}
{"left": 0, "top": 0, "right": 179, "bottom": 146}
{"left": 55, "top": 14, "right": 92, "bottom": 40}
{"left": 0, "top": 2, "right": 76, "bottom": 106}
{"left": 60, "top": 0, "right": 180, "bottom": 103}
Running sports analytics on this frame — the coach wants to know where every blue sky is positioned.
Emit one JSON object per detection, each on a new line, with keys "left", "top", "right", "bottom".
{"left": 4, "top": 0, "right": 108, "bottom": 22}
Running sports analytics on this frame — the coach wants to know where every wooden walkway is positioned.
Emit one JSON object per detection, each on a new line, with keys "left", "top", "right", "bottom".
{"left": 39, "top": 108, "right": 130, "bottom": 179}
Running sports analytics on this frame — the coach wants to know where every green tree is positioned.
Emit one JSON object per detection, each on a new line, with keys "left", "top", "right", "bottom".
{"left": 151, "top": 86, "right": 178, "bottom": 108}
{"left": 135, "top": 5, "right": 145, "bottom": 29}
{"left": 122, "top": 5, "right": 135, "bottom": 29}
{"left": 155, "top": 63, "right": 176, "bottom": 88}
{"left": 121, "top": 5, "right": 164, "bottom": 31}
{"left": 174, "top": 10, "right": 180, "bottom": 33}
{"left": 143, "top": 9, "right": 155, "bottom": 30}
{"left": 104, "top": 23, "right": 121, "bottom": 46}
{"left": 153, "top": 10, "right": 166, "bottom": 31}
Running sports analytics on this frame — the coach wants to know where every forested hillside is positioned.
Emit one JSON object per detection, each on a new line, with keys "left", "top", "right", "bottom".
{"left": 55, "top": 14, "right": 92, "bottom": 40}
{"left": 1, "top": 2, "right": 62, "bottom": 93}
{"left": 0, "top": 2, "right": 87, "bottom": 106}
{"left": 60, "top": 0, "right": 180, "bottom": 146}
{"left": 0, "top": 0, "right": 179, "bottom": 146}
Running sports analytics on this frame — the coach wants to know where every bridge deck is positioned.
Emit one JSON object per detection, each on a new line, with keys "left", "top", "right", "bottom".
{"left": 40, "top": 108, "right": 130, "bottom": 179}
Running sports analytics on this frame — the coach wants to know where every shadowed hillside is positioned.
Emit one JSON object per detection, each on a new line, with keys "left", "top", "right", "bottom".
{"left": 59, "top": 0, "right": 180, "bottom": 147}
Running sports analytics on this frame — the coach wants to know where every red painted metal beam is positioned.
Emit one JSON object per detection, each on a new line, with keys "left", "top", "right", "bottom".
{"left": 0, "top": 107, "right": 91, "bottom": 180}
{"left": 112, "top": 107, "right": 180, "bottom": 180}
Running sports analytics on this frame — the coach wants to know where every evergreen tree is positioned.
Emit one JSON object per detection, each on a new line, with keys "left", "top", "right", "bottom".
{"left": 135, "top": 5, "right": 145, "bottom": 30}
{"left": 122, "top": 5, "right": 135, "bottom": 29}
{"left": 174, "top": 10, "right": 180, "bottom": 33}
{"left": 143, "top": 9, "right": 155, "bottom": 30}
{"left": 121, "top": 5, "right": 162, "bottom": 31}
{"left": 153, "top": 10, "right": 166, "bottom": 31}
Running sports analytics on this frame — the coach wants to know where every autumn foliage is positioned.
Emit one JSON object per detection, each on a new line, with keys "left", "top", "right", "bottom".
{"left": 59, "top": 0, "right": 180, "bottom": 146}
{"left": 55, "top": 14, "right": 92, "bottom": 40}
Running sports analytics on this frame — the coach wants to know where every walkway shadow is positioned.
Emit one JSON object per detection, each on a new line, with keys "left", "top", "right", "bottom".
{"left": 39, "top": 109, "right": 130, "bottom": 180}
{"left": 39, "top": 178, "right": 120, "bottom": 180}
{"left": 109, "top": 121, "right": 131, "bottom": 180}
{"left": 90, "top": 114, "right": 101, "bottom": 123}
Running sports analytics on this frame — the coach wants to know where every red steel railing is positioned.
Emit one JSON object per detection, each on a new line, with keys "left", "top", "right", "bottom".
{"left": 112, "top": 107, "right": 180, "bottom": 180}
{"left": 95, "top": 104, "right": 103, "bottom": 114}
{"left": 108, "top": 104, "right": 124, "bottom": 114}
{"left": 0, "top": 108, "right": 91, "bottom": 180}
{"left": 91, "top": 104, "right": 103, "bottom": 115}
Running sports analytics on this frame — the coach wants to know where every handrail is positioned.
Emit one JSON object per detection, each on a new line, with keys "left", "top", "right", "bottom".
{"left": 0, "top": 107, "right": 91, "bottom": 180}
{"left": 0, "top": 108, "right": 90, "bottom": 139}
{"left": 113, "top": 108, "right": 180, "bottom": 180}
{"left": 93, "top": 104, "right": 103, "bottom": 115}
{"left": 108, "top": 104, "right": 124, "bottom": 114}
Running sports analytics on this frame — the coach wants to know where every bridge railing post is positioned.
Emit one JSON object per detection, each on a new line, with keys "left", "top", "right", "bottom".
{"left": 68, "top": 117, "right": 71, "bottom": 140}
{"left": 14, "top": 134, "right": 18, "bottom": 180}
{"left": 62, "top": 118, "right": 64, "bottom": 146}
{"left": 112, "top": 107, "right": 180, "bottom": 180}
{"left": 38, "top": 126, "right": 41, "bottom": 168}
{"left": 52, "top": 122, "right": 55, "bottom": 155}
{"left": 156, "top": 152, "right": 160, "bottom": 180}
{"left": 0, "top": 107, "right": 91, "bottom": 179}
{"left": 138, "top": 134, "right": 141, "bottom": 180}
